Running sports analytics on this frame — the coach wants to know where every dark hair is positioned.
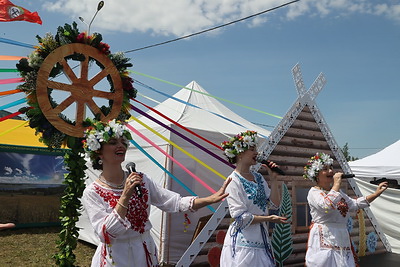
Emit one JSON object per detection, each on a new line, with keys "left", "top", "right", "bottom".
{"left": 92, "top": 156, "right": 103, "bottom": 170}
{"left": 228, "top": 156, "right": 238, "bottom": 164}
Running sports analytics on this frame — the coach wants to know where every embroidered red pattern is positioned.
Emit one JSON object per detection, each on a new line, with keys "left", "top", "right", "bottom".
{"left": 317, "top": 225, "right": 351, "bottom": 250}
{"left": 337, "top": 197, "right": 349, "bottom": 217}
{"left": 94, "top": 182, "right": 149, "bottom": 233}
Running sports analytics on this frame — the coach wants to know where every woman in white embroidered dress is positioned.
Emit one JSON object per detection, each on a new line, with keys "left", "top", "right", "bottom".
{"left": 81, "top": 120, "right": 231, "bottom": 267}
{"left": 220, "top": 130, "right": 289, "bottom": 267}
{"left": 304, "top": 152, "right": 388, "bottom": 267}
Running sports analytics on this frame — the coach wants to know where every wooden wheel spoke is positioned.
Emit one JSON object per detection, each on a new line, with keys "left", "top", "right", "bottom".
{"left": 92, "top": 90, "right": 114, "bottom": 99}
{"left": 76, "top": 101, "right": 86, "bottom": 123}
{"left": 53, "top": 96, "right": 75, "bottom": 114}
{"left": 86, "top": 99, "right": 102, "bottom": 117}
{"left": 47, "top": 80, "right": 75, "bottom": 92}
{"left": 80, "top": 56, "right": 89, "bottom": 81}
{"left": 37, "top": 43, "right": 123, "bottom": 137}
{"left": 89, "top": 69, "right": 108, "bottom": 86}
{"left": 60, "top": 59, "right": 78, "bottom": 83}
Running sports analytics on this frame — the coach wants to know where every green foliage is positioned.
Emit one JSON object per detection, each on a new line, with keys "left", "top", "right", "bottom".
{"left": 271, "top": 183, "right": 293, "bottom": 267}
{"left": 342, "top": 142, "right": 359, "bottom": 161}
{"left": 53, "top": 141, "right": 87, "bottom": 267}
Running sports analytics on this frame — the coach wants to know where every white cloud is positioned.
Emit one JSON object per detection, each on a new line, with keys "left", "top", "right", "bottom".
{"left": 42, "top": 0, "right": 400, "bottom": 36}
{"left": 4, "top": 166, "right": 12, "bottom": 175}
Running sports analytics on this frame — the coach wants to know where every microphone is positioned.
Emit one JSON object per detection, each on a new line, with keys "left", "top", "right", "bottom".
{"left": 341, "top": 174, "right": 355, "bottom": 179}
{"left": 257, "top": 159, "right": 285, "bottom": 175}
{"left": 126, "top": 162, "right": 142, "bottom": 198}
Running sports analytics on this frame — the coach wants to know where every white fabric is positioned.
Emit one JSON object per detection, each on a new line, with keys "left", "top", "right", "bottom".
{"left": 220, "top": 171, "right": 276, "bottom": 267}
{"left": 349, "top": 140, "right": 400, "bottom": 254}
{"left": 78, "top": 81, "right": 271, "bottom": 263}
{"left": 81, "top": 173, "right": 195, "bottom": 266}
{"left": 305, "top": 187, "right": 369, "bottom": 267}
{"left": 354, "top": 178, "right": 400, "bottom": 254}
{"left": 349, "top": 140, "right": 400, "bottom": 180}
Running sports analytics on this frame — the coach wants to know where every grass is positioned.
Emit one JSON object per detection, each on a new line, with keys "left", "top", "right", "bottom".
{"left": 0, "top": 226, "right": 96, "bottom": 267}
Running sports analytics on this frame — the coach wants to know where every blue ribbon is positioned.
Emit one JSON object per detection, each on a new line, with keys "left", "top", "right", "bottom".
{"left": 0, "top": 38, "right": 35, "bottom": 49}
{"left": 135, "top": 80, "right": 269, "bottom": 139}
{"left": 129, "top": 139, "right": 216, "bottom": 213}
{"left": 0, "top": 98, "right": 26, "bottom": 110}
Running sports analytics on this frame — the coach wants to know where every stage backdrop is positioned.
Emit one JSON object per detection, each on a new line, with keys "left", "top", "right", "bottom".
{"left": 0, "top": 144, "right": 67, "bottom": 226}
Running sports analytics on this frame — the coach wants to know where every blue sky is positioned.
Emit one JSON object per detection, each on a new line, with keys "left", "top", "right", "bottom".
{"left": 1, "top": 0, "right": 400, "bottom": 159}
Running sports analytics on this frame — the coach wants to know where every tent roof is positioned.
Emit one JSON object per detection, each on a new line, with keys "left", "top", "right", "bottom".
{"left": 0, "top": 119, "right": 45, "bottom": 147}
{"left": 349, "top": 140, "right": 400, "bottom": 179}
{"left": 130, "top": 81, "right": 271, "bottom": 137}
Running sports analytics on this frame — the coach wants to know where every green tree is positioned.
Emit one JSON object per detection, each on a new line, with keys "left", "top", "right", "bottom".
{"left": 342, "top": 142, "right": 359, "bottom": 161}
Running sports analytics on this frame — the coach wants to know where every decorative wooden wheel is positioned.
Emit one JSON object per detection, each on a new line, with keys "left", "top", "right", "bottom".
{"left": 36, "top": 43, "right": 123, "bottom": 137}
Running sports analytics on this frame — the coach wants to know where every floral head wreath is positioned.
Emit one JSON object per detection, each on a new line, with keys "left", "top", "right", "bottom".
{"left": 82, "top": 119, "right": 132, "bottom": 159}
{"left": 221, "top": 130, "right": 258, "bottom": 163}
{"left": 303, "top": 152, "right": 334, "bottom": 181}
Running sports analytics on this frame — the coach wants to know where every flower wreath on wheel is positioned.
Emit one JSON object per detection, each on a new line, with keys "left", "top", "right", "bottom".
{"left": 16, "top": 22, "right": 136, "bottom": 148}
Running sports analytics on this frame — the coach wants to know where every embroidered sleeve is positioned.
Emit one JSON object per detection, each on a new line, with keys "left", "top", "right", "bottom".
{"left": 225, "top": 175, "right": 255, "bottom": 230}
{"left": 81, "top": 184, "right": 131, "bottom": 242}
{"left": 307, "top": 188, "right": 342, "bottom": 212}
{"left": 179, "top": 196, "right": 199, "bottom": 212}
{"left": 341, "top": 193, "right": 370, "bottom": 211}
{"left": 232, "top": 212, "right": 254, "bottom": 232}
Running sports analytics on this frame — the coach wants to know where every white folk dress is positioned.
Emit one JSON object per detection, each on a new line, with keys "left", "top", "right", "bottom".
{"left": 306, "top": 187, "right": 370, "bottom": 267}
{"left": 220, "top": 171, "right": 277, "bottom": 267}
{"left": 82, "top": 172, "right": 196, "bottom": 267}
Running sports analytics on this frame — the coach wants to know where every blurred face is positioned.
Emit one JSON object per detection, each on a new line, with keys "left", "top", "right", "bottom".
{"left": 238, "top": 146, "right": 258, "bottom": 165}
{"left": 99, "top": 137, "right": 128, "bottom": 166}
{"left": 317, "top": 165, "right": 334, "bottom": 184}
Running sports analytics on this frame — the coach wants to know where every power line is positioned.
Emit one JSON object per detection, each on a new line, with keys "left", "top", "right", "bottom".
{"left": 124, "top": 0, "right": 299, "bottom": 53}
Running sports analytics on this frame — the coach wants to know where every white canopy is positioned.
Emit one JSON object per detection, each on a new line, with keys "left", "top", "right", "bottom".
{"left": 349, "top": 140, "right": 400, "bottom": 254}
{"left": 78, "top": 81, "right": 271, "bottom": 264}
{"left": 349, "top": 140, "right": 400, "bottom": 180}
{"left": 354, "top": 178, "right": 400, "bottom": 254}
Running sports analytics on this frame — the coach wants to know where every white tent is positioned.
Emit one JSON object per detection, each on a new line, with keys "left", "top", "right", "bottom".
{"left": 349, "top": 140, "right": 400, "bottom": 180}
{"left": 78, "top": 81, "right": 271, "bottom": 264}
{"left": 349, "top": 140, "right": 400, "bottom": 254}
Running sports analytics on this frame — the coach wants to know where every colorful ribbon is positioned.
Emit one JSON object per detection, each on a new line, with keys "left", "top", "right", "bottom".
{"left": 130, "top": 71, "right": 283, "bottom": 119}
{"left": 0, "top": 55, "right": 27, "bottom": 61}
{"left": 0, "top": 120, "right": 29, "bottom": 137}
{"left": 0, "top": 78, "right": 24, "bottom": 84}
{"left": 0, "top": 109, "right": 30, "bottom": 122}
{"left": 128, "top": 138, "right": 215, "bottom": 213}
{"left": 126, "top": 123, "right": 217, "bottom": 194}
{"left": 134, "top": 80, "right": 270, "bottom": 139}
{"left": 0, "top": 37, "right": 35, "bottom": 49}
{"left": 133, "top": 97, "right": 223, "bottom": 150}
{"left": 130, "top": 103, "right": 234, "bottom": 169}
{"left": 0, "top": 98, "right": 26, "bottom": 110}
{"left": 0, "top": 89, "right": 23, "bottom": 96}
{"left": 0, "top": 68, "right": 19, "bottom": 72}
{"left": 128, "top": 114, "right": 227, "bottom": 181}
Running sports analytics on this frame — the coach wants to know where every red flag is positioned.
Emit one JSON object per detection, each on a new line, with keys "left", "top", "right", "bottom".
{"left": 0, "top": 0, "right": 42, "bottom": 24}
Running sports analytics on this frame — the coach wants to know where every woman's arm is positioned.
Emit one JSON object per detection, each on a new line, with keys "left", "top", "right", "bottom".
{"left": 366, "top": 182, "right": 388, "bottom": 203}
{"left": 192, "top": 177, "right": 232, "bottom": 210}
{"left": 252, "top": 214, "right": 289, "bottom": 224}
{"left": 260, "top": 162, "right": 281, "bottom": 206}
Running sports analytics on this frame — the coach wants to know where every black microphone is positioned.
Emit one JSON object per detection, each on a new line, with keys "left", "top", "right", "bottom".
{"left": 341, "top": 174, "right": 355, "bottom": 179}
{"left": 257, "top": 159, "right": 285, "bottom": 175}
{"left": 126, "top": 162, "right": 142, "bottom": 198}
